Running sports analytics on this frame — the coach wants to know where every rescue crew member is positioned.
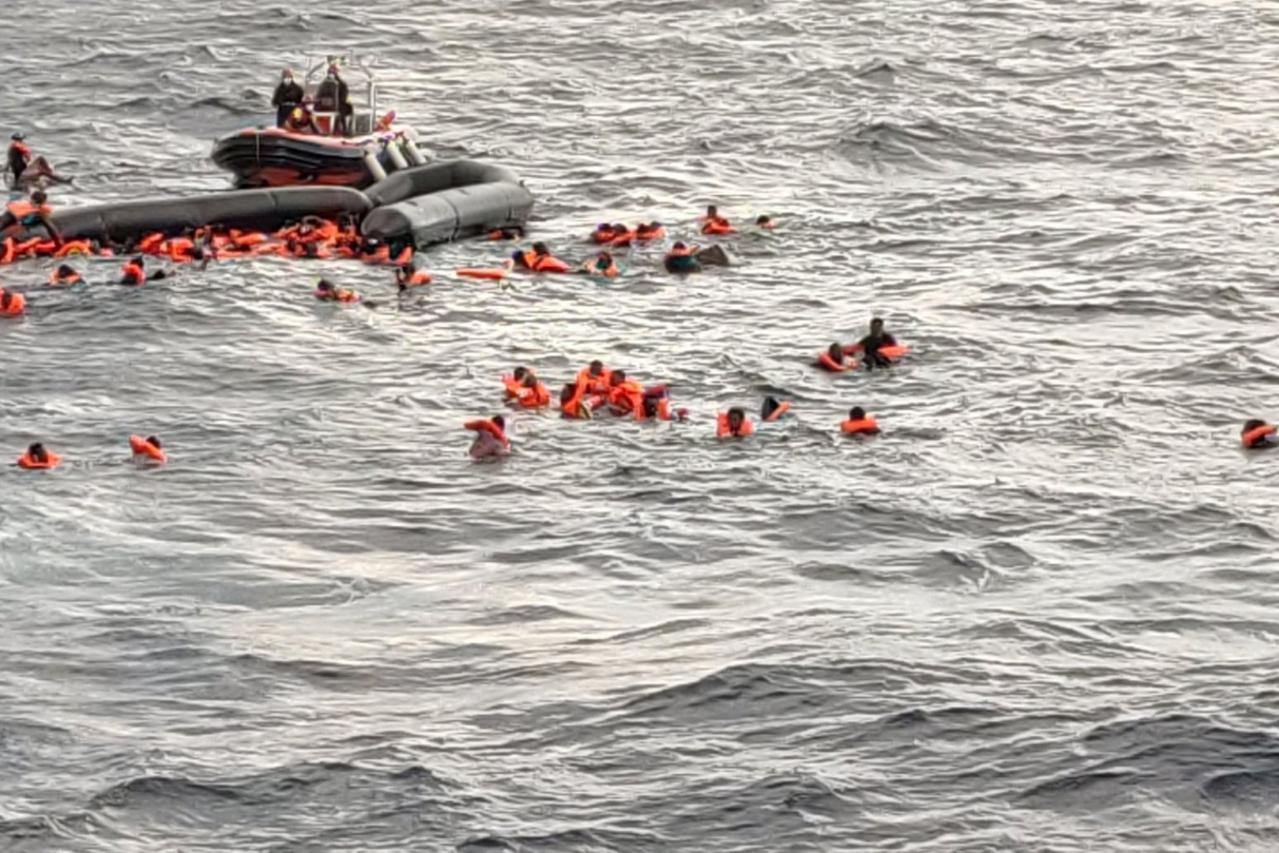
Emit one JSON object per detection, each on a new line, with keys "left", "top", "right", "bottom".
{"left": 316, "top": 64, "right": 353, "bottom": 136}
{"left": 272, "top": 69, "right": 305, "bottom": 128}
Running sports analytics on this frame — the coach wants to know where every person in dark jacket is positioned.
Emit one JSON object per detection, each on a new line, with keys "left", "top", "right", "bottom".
{"left": 272, "top": 69, "right": 305, "bottom": 128}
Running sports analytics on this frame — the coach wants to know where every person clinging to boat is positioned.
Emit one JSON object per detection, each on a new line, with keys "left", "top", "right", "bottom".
{"left": 6, "top": 132, "right": 72, "bottom": 188}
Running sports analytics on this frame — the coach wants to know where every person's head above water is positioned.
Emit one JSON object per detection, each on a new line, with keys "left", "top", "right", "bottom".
{"left": 671, "top": 241, "right": 687, "bottom": 251}
{"left": 870, "top": 317, "right": 884, "bottom": 332}
{"left": 610, "top": 370, "right": 626, "bottom": 385}
{"left": 706, "top": 205, "right": 718, "bottom": 218}
{"left": 513, "top": 366, "right": 529, "bottom": 382}
{"left": 588, "top": 360, "right": 605, "bottom": 376}
{"left": 849, "top": 406, "right": 866, "bottom": 420}
{"left": 828, "top": 343, "right": 843, "bottom": 361}
{"left": 27, "top": 442, "right": 46, "bottom": 462}
{"left": 522, "top": 370, "right": 539, "bottom": 387}
{"left": 531, "top": 241, "right": 549, "bottom": 255}
{"left": 0, "top": 292, "right": 13, "bottom": 309}
{"left": 1243, "top": 419, "right": 1268, "bottom": 433}
{"left": 56, "top": 263, "right": 75, "bottom": 276}
{"left": 597, "top": 251, "right": 613, "bottom": 264}
{"left": 491, "top": 414, "right": 506, "bottom": 430}
{"left": 560, "top": 383, "right": 578, "bottom": 404}
{"left": 146, "top": 436, "right": 162, "bottom": 448}
{"left": 316, "top": 279, "right": 335, "bottom": 292}
{"left": 727, "top": 407, "right": 745, "bottom": 430}
{"left": 756, "top": 214, "right": 772, "bottom": 226}
{"left": 31, "top": 190, "right": 47, "bottom": 205}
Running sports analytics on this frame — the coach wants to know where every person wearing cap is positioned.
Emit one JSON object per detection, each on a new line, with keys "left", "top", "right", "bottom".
{"left": 271, "top": 69, "right": 304, "bottom": 128}
{"left": 6, "top": 133, "right": 71, "bottom": 188}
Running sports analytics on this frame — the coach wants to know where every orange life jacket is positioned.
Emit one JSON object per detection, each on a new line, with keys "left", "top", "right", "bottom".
{"left": 635, "top": 225, "right": 666, "bottom": 241}
{"left": 591, "top": 227, "right": 618, "bottom": 244}
{"left": 128, "top": 435, "right": 167, "bottom": 463}
{"left": 608, "top": 230, "right": 636, "bottom": 246}
{"left": 576, "top": 367, "right": 612, "bottom": 396}
{"left": 13, "top": 237, "right": 45, "bottom": 258}
{"left": 402, "top": 270, "right": 431, "bottom": 286}
{"left": 0, "top": 238, "right": 14, "bottom": 264}
{"left": 701, "top": 217, "right": 735, "bottom": 235}
{"left": 607, "top": 380, "right": 644, "bottom": 415}
{"left": 817, "top": 351, "right": 850, "bottom": 372}
{"left": 121, "top": 261, "right": 145, "bottom": 285}
{"left": 841, "top": 417, "right": 880, "bottom": 435}
{"left": 518, "top": 382, "right": 551, "bottom": 409}
{"left": 17, "top": 449, "right": 61, "bottom": 470}
{"left": 763, "top": 401, "right": 792, "bottom": 422}
{"left": 1242, "top": 423, "right": 1276, "bottom": 449}
{"left": 716, "top": 413, "right": 755, "bottom": 438}
{"left": 522, "top": 250, "right": 570, "bottom": 273}
{"left": 49, "top": 269, "right": 82, "bottom": 285}
{"left": 6, "top": 200, "right": 50, "bottom": 220}
{"left": 464, "top": 419, "right": 510, "bottom": 449}
{"left": 229, "top": 229, "right": 269, "bottom": 249}
{"left": 163, "top": 237, "right": 195, "bottom": 262}
{"left": 561, "top": 383, "right": 590, "bottom": 419}
{"left": 138, "top": 232, "right": 166, "bottom": 254}
{"left": 0, "top": 293, "right": 26, "bottom": 316}
{"left": 53, "top": 240, "right": 92, "bottom": 258}
{"left": 501, "top": 374, "right": 524, "bottom": 399}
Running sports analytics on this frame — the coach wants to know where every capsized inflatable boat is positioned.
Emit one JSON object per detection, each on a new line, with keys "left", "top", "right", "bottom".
{"left": 211, "top": 53, "right": 427, "bottom": 189}
{"left": 22, "top": 160, "right": 532, "bottom": 251}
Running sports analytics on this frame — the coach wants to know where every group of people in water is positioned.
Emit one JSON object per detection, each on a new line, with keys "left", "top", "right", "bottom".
{"left": 6, "top": 134, "right": 1274, "bottom": 461}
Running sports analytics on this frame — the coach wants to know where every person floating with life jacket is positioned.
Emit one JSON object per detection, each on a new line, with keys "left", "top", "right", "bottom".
{"left": 120, "top": 256, "right": 166, "bottom": 285}
{"left": 271, "top": 68, "right": 305, "bottom": 128}
{"left": 843, "top": 317, "right": 905, "bottom": 370}
{"left": 512, "top": 241, "right": 571, "bottom": 273}
{"left": 16, "top": 442, "right": 61, "bottom": 470}
{"left": 634, "top": 221, "right": 666, "bottom": 242}
{"left": 128, "top": 434, "right": 167, "bottom": 464}
{"left": 0, "top": 289, "right": 26, "bottom": 317}
{"left": 560, "top": 382, "right": 594, "bottom": 420}
{"left": 0, "top": 190, "right": 63, "bottom": 247}
{"left": 663, "top": 241, "right": 700, "bottom": 274}
{"left": 605, "top": 370, "right": 645, "bottom": 417}
{"left": 816, "top": 342, "right": 855, "bottom": 372}
{"left": 396, "top": 263, "right": 431, "bottom": 293}
{"left": 49, "top": 264, "right": 82, "bottom": 286}
{"left": 6, "top": 132, "right": 72, "bottom": 187}
{"left": 314, "top": 278, "right": 360, "bottom": 303}
{"left": 581, "top": 250, "right": 618, "bottom": 278}
{"left": 717, "top": 407, "right": 755, "bottom": 439}
{"left": 465, "top": 415, "right": 511, "bottom": 460}
{"left": 761, "top": 396, "right": 792, "bottom": 422}
{"left": 575, "top": 360, "right": 612, "bottom": 397}
{"left": 485, "top": 225, "right": 525, "bottom": 241}
{"left": 699, "top": 204, "right": 735, "bottom": 236}
{"left": 638, "top": 385, "right": 687, "bottom": 422}
{"left": 502, "top": 367, "right": 530, "bottom": 400}
{"left": 591, "top": 223, "right": 620, "bottom": 244}
{"left": 1241, "top": 419, "right": 1278, "bottom": 450}
{"left": 841, "top": 406, "right": 881, "bottom": 436}
{"left": 515, "top": 370, "right": 552, "bottom": 409}
{"left": 755, "top": 215, "right": 776, "bottom": 231}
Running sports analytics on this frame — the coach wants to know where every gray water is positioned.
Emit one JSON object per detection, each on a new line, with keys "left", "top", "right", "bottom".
{"left": 4, "top": 1, "right": 1279, "bottom": 850}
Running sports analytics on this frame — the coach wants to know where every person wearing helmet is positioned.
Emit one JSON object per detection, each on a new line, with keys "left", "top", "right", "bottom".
{"left": 271, "top": 69, "right": 304, "bottom": 128}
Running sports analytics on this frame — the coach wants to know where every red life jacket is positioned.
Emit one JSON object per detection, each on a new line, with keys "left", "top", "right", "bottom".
{"left": 1242, "top": 423, "right": 1276, "bottom": 449}
{"left": 716, "top": 413, "right": 755, "bottom": 438}
{"left": 841, "top": 417, "right": 880, "bottom": 436}
{"left": 121, "top": 261, "right": 145, "bottom": 285}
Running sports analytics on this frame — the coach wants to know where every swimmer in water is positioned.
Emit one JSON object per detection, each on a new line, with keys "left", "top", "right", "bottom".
{"left": 49, "top": 263, "right": 82, "bottom": 286}
{"left": 314, "top": 278, "right": 359, "bottom": 302}
{"left": 816, "top": 342, "right": 854, "bottom": 372}
{"left": 503, "top": 366, "right": 530, "bottom": 400}
{"left": 396, "top": 263, "right": 431, "bottom": 293}
{"left": 465, "top": 415, "right": 511, "bottom": 459}
{"left": 700, "top": 205, "right": 734, "bottom": 235}
{"left": 755, "top": 215, "right": 775, "bottom": 230}
{"left": 581, "top": 250, "right": 618, "bottom": 278}
{"left": 761, "top": 396, "right": 792, "bottom": 422}
{"left": 1241, "top": 419, "right": 1278, "bottom": 449}
{"left": 717, "top": 406, "right": 754, "bottom": 438}
{"left": 841, "top": 406, "right": 881, "bottom": 436}
{"left": 0, "top": 289, "right": 26, "bottom": 316}
{"left": 560, "top": 382, "right": 594, "bottom": 419}
{"left": 663, "top": 241, "right": 701, "bottom": 274}
{"left": 16, "top": 441, "right": 61, "bottom": 469}
{"left": 846, "top": 317, "right": 898, "bottom": 370}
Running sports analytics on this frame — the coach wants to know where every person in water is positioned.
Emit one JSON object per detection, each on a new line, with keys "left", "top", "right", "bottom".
{"left": 6, "top": 133, "right": 72, "bottom": 187}
{"left": 49, "top": 263, "right": 82, "bottom": 286}
{"left": 761, "top": 396, "right": 792, "bottom": 422}
{"left": 16, "top": 441, "right": 61, "bottom": 469}
{"left": 817, "top": 342, "right": 854, "bottom": 372}
{"left": 846, "top": 317, "right": 899, "bottom": 369}
{"left": 664, "top": 241, "right": 700, "bottom": 274}
{"left": 1241, "top": 419, "right": 1278, "bottom": 449}
{"left": 516, "top": 370, "right": 552, "bottom": 408}
{"left": 396, "top": 263, "right": 431, "bottom": 292}
{"left": 755, "top": 215, "right": 775, "bottom": 230}
{"left": 560, "top": 382, "right": 594, "bottom": 419}
{"left": 0, "top": 190, "right": 63, "bottom": 245}
{"left": 313, "top": 278, "right": 359, "bottom": 302}
{"left": 465, "top": 415, "right": 510, "bottom": 460}
{"left": 0, "top": 289, "right": 27, "bottom": 316}
{"left": 502, "top": 366, "right": 530, "bottom": 399}
{"left": 581, "top": 250, "right": 618, "bottom": 278}
{"left": 272, "top": 69, "right": 305, "bottom": 128}
{"left": 841, "top": 406, "right": 881, "bottom": 436}
{"left": 700, "top": 205, "right": 734, "bottom": 235}
{"left": 717, "top": 406, "right": 754, "bottom": 438}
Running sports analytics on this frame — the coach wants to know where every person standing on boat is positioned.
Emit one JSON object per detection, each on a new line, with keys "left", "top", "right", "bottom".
{"left": 316, "top": 64, "right": 353, "bottom": 137}
{"left": 271, "top": 69, "right": 304, "bottom": 128}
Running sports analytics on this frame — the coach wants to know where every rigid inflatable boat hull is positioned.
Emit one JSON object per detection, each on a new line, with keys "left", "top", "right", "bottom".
{"left": 213, "top": 128, "right": 378, "bottom": 189}
{"left": 49, "top": 187, "right": 372, "bottom": 244}
{"left": 360, "top": 162, "right": 534, "bottom": 247}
